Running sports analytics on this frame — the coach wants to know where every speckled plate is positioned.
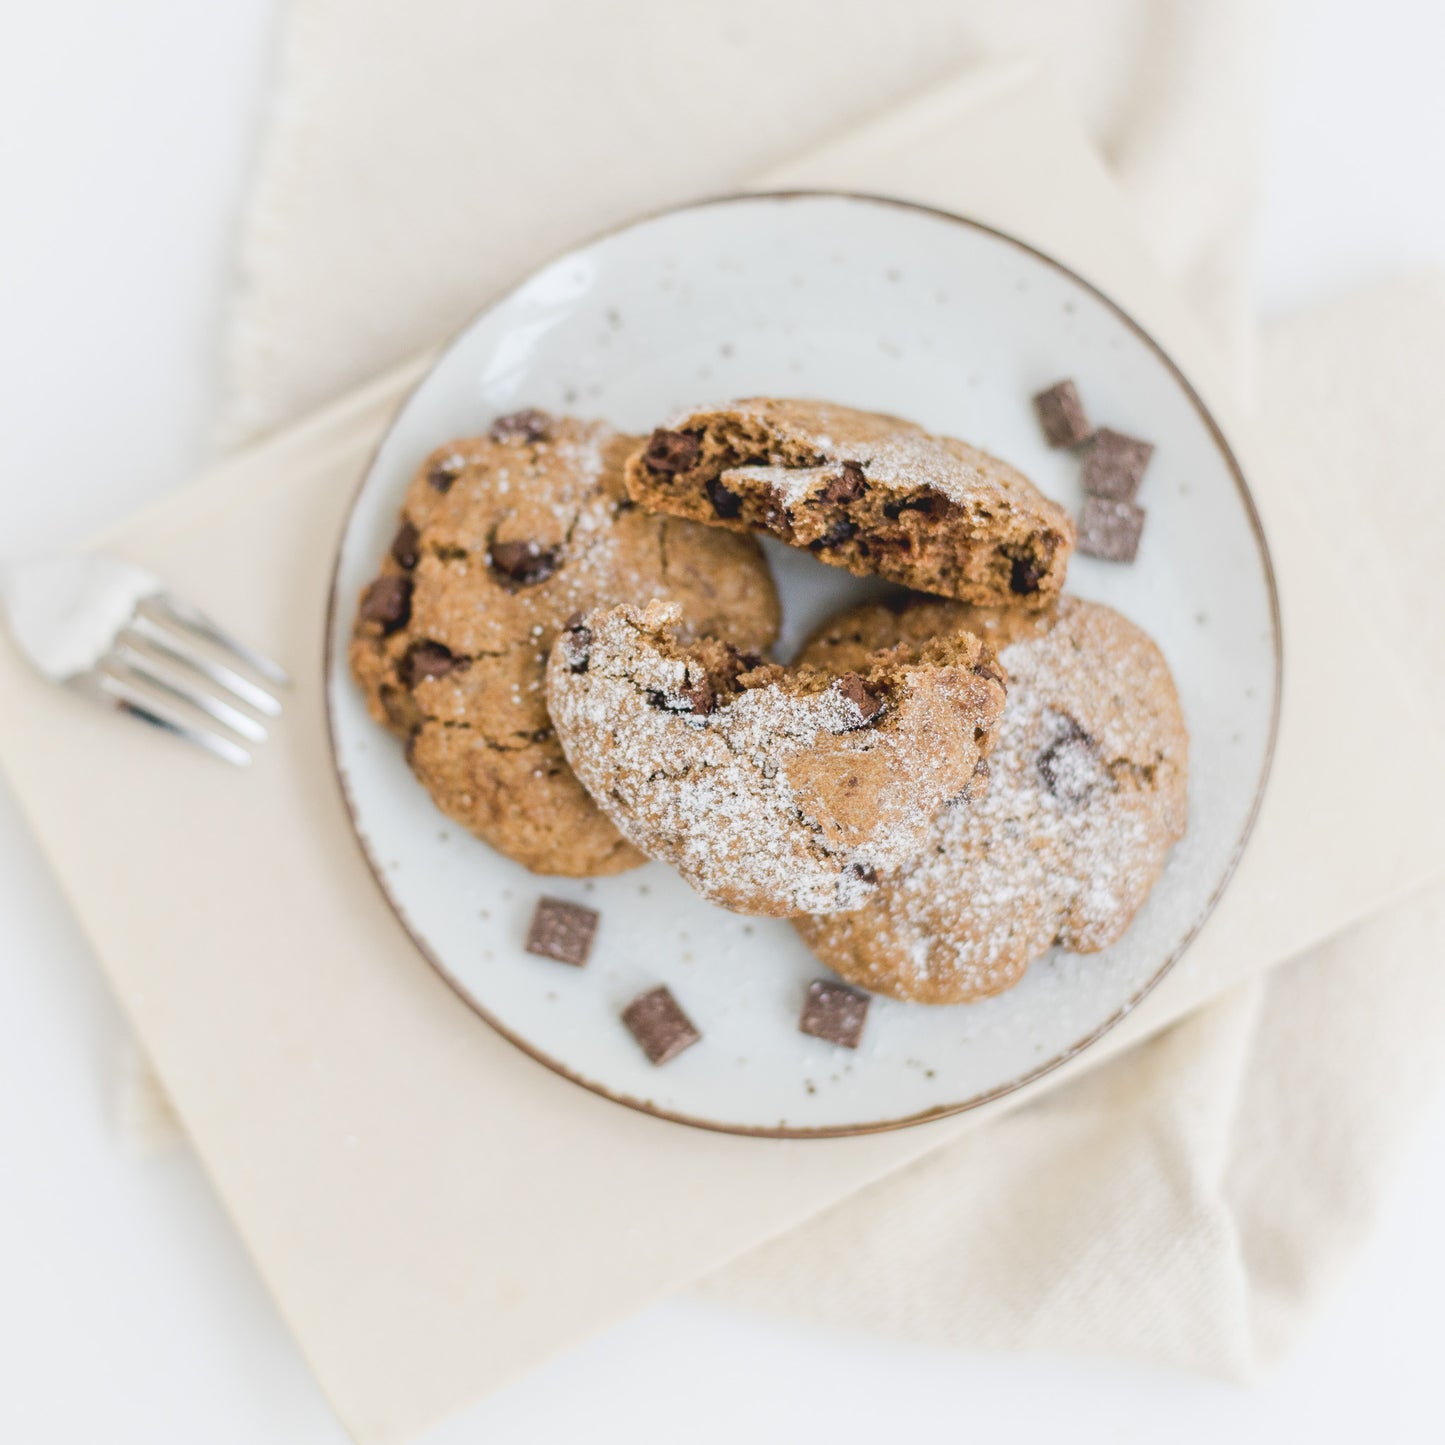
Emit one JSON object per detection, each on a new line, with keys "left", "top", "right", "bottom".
{"left": 326, "top": 193, "right": 1280, "bottom": 1137}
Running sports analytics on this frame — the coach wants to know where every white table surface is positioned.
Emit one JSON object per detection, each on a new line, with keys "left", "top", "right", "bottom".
{"left": 3, "top": 2, "right": 1444, "bottom": 1441}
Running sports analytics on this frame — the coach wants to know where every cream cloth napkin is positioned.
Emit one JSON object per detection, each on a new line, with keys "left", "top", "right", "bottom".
{"left": 135, "top": 0, "right": 1440, "bottom": 1384}
{"left": 3, "top": 57, "right": 1442, "bottom": 1443}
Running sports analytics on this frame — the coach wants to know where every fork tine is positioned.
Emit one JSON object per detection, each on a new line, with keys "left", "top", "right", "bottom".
{"left": 124, "top": 613, "right": 283, "bottom": 718}
{"left": 143, "top": 592, "right": 291, "bottom": 689}
{"left": 108, "top": 646, "right": 269, "bottom": 744}
{"left": 87, "top": 668, "right": 251, "bottom": 768}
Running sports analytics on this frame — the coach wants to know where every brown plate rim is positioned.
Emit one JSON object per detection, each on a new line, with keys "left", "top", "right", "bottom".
{"left": 322, "top": 189, "right": 1283, "bottom": 1140}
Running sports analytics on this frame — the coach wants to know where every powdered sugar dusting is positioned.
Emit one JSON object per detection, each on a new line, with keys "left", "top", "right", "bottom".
{"left": 547, "top": 601, "right": 1001, "bottom": 916}
{"left": 795, "top": 599, "right": 1188, "bottom": 1000}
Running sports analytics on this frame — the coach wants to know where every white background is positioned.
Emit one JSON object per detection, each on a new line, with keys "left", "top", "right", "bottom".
{"left": 2, "top": 2, "right": 1444, "bottom": 1440}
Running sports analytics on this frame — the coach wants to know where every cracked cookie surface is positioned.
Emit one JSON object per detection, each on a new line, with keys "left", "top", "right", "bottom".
{"left": 625, "top": 398, "right": 1074, "bottom": 606}
{"left": 546, "top": 599, "right": 1006, "bottom": 916}
{"left": 792, "top": 596, "right": 1189, "bottom": 1001}
{"left": 350, "top": 413, "right": 781, "bottom": 875}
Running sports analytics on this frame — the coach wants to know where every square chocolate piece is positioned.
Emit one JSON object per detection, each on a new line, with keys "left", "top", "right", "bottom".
{"left": 1077, "top": 495, "right": 1146, "bottom": 563}
{"left": 1080, "top": 427, "right": 1154, "bottom": 500}
{"left": 799, "top": 979, "right": 870, "bottom": 1049}
{"left": 524, "top": 897, "right": 599, "bottom": 967}
{"left": 621, "top": 986, "right": 700, "bottom": 1065}
{"left": 1033, "top": 379, "right": 1093, "bottom": 449}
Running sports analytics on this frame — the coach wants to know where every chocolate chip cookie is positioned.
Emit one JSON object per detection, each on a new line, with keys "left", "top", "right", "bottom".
{"left": 350, "top": 412, "right": 781, "bottom": 876}
{"left": 792, "top": 596, "right": 1188, "bottom": 1001}
{"left": 625, "top": 398, "right": 1074, "bottom": 606}
{"left": 545, "top": 599, "right": 1006, "bottom": 916}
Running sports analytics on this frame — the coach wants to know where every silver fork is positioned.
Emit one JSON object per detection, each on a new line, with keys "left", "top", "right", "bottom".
{"left": 0, "top": 555, "right": 290, "bottom": 767}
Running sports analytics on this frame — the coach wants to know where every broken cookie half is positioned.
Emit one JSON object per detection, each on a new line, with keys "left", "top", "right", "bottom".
{"left": 625, "top": 398, "right": 1074, "bottom": 607}
{"left": 546, "top": 600, "right": 1006, "bottom": 917}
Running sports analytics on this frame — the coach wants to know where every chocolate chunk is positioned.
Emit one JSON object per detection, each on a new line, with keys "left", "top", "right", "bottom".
{"left": 427, "top": 458, "right": 462, "bottom": 492}
{"left": 818, "top": 460, "right": 867, "bottom": 504}
{"left": 1009, "top": 553, "right": 1045, "bottom": 594}
{"left": 1038, "top": 725, "right": 1100, "bottom": 804}
{"left": 488, "top": 409, "right": 552, "bottom": 444}
{"left": 1033, "top": 379, "right": 1094, "bottom": 449}
{"left": 1077, "top": 495, "right": 1146, "bottom": 562}
{"left": 643, "top": 429, "right": 702, "bottom": 475}
{"left": 705, "top": 476, "right": 743, "bottom": 519}
{"left": 524, "top": 896, "right": 599, "bottom": 966}
{"left": 882, "top": 493, "right": 940, "bottom": 520}
{"left": 681, "top": 675, "right": 717, "bottom": 715}
{"left": 390, "top": 519, "right": 421, "bottom": 570}
{"left": 963, "top": 757, "right": 991, "bottom": 799}
{"left": 399, "top": 640, "right": 461, "bottom": 687}
{"left": 1081, "top": 428, "right": 1154, "bottom": 500}
{"left": 359, "top": 575, "right": 412, "bottom": 633}
{"left": 621, "top": 986, "right": 701, "bottom": 1064}
{"left": 812, "top": 518, "right": 857, "bottom": 550}
{"left": 799, "top": 979, "right": 870, "bottom": 1049}
{"left": 559, "top": 622, "right": 593, "bottom": 673}
{"left": 490, "top": 539, "right": 560, "bottom": 586}
{"left": 834, "top": 672, "right": 883, "bottom": 727}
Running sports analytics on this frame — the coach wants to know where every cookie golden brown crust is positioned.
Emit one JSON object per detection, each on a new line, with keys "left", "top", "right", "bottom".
{"left": 350, "top": 413, "right": 781, "bottom": 876}
{"left": 546, "top": 599, "right": 1006, "bottom": 916}
{"left": 624, "top": 398, "right": 1074, "bottom": 606}
{"left": 792, "top": 596, "right": 1189, "bottom": 1002}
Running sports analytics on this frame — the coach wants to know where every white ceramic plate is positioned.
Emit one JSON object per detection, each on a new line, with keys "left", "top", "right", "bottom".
{"left": 326, "top": 193, "right": 1279, "bottom": 1137}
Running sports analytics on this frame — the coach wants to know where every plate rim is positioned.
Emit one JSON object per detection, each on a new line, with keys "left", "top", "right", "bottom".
{"left": 322, "top": 189, "right": 1284, "bottom": 1139}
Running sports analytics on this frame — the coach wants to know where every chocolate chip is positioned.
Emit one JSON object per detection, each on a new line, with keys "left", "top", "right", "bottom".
{"left": 799, "top": 979, "right": 870, "bottom": 1049}
{"left": 834, "top": 672, "right": 883, "bottom": 727}
{"left": 427, "top": 458, "right": 462, "bottom": 492}
{"left": 359, "top": 575, "right": 412, "bottom": 633}
{"left": 1038, "top": 724, "right": 1100, "bottom": 804}
{"left": 643, "top": 429, "right": 702, "bottom": 475}
{"left": 390, "top": 519, "right": 421, "bottom": 570}
{"left": 621, "top": 986, "right": 700, "bottom": 1064}
{"left": 705, "top": 476, "right": 743, "bottom": 519}
{"left": 559, "top": 622, "right": 592, "bottom": 673}
{"left": 488, "top": 409, "right": 552, "bottom": 444}
{"left": 682, "top": 675, "right": 717, "bottom": 715}
{"left": 963, "top": 757, "right": 990, "bottom": 799}
{"left": 525, "top": 896, "right": 599, "bottom": 967}
{"left": 1033, "top": 379, "right": 1094, "bottom": 449}
{"left": 399, "top": 640, "right": 461, "bottom": 687}
{"left": 844, "top": 862, "right": 879, "bottom": 885}
{"left": 490, "top": 539, "right": 560, "bottom": 586}
{"left": 1009, "top": 553, "right": 1045, "bottom": 594}
{"left": 1081, "top": 428, "right": 1154, "bottom": 501}
{"left": 818, "top": 460, "right": 867, "bottom": 504}
{"left": 882, "top": 492, "right": 940, "bottom": 520}
{"left": 1077, "top": 495, "right": 1146, "bottom": 562}
{"left": 403, "top": 729, "right": 420, "bottom": 766}
{"left": 811, "top": 518, "right": 857, "bottom": 550}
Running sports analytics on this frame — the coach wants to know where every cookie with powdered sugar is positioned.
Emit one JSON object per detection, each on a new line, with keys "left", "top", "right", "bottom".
{"left": 792, "top": 596, "right": 1188, "bottom": 1002}
{"left": 546, "top": 600, "right": 1007, "bottom": 917}
{"left": 350, "top": 412, "right": 780, "bottom": 876}
{"left": 625, "top": 398, "right": 1074, "bottom": 606}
